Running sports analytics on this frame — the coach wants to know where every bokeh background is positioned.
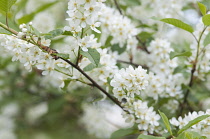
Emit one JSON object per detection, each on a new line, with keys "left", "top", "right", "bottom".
{"left": 1, "top": 0, "right": 210, "bottom": 139}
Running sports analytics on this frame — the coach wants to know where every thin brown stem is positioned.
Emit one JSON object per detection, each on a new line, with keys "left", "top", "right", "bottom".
{"left": 60, "top": 57, "right": 123, "bottom": 109}
{"left": 179, "top": 27, "right": 208, "bottom": 116}
{"left": 136, "top": 36, "right": 150, "bottom": 54}
{"left": 113, "top": 0, "right": 122, "bottom": 15}
{"left": 0, "top": 22, "right": 18, "bottom": 35}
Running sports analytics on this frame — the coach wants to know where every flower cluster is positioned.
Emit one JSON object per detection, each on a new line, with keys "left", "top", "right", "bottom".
{"left": 147, "top": 38, "right": 177, "bottom": 75}
{"left": 142, "top": 38, "right": 184, "bottom": 100}
{"left": 110, "top": 66, "right": 149, "bottom": 100}
{"left": 65, "top": 0, "right": 105, "bottom": 34}
{"left": 0, "top": 34, "right": 56, "bottom": 75}
{"left": 122, "top": 100, "right": 161, "bottom": 134}
{"left": 110, "top": 66, "right": 161, "bottom": 134}
{"left": 170, "top": 110, "right": 210, "bottom": 137}
{"left": 99, "top": 4, "right": 139, "bottom": 48}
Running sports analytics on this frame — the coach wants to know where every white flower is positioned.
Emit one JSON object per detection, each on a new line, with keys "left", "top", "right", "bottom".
{"left": 42, "top": 60, "right": 55, "bottom": 75}
{"left": 78, "top": 36, "right": 92, "bottom": 51}
{"left": 90, "top": 22, "right": 101, "bottom": 33}
{"left": 65, "top": 0, "right": 104, "bottom": 33}
{"left": 110, "top": 66, "right": 149, "bottom": 100}
{"left": 41, "top": 37, "right": 51, "bottom": 46}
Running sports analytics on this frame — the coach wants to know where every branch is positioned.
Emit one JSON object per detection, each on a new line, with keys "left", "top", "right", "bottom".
{"left": 136, "top": 36, "right": 150, "bottom": 54}
{"left": 60, "top": 57, "right": 123, "bottom": 109}
{"left": 113, "top": 0, "right": 123, "bottom": 15}
{"left": 179, "top": 27, "right": 208, "bottom": 116}
{"left": 0, "top": 22, "right": 18, "bottom": 34}
{"left": 0, "top": 21, "right": 124, "bottom": 110}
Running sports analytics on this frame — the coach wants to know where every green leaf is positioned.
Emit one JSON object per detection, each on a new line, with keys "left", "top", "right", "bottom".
{"left": 14, "top": 0, "right": 28, "bottom": 13}
{"left": 17, "top": 1, "right": 58, "bottom": 24}
{"left": 83, "top": 63, "right": 96, "bottom": 72}
{"left": 158, "top": 110, "right": 173, "bottom": 136}
{"left": 104, "top": 35, "right": 113, "bottom": 48}
{"left": 0, "top": 28, "right": 12, "bottom": 35}
{"left": 178, "top": 115, "right": 210, "bottom": 135}
{"left": 0, "top": 0, "right": 17, "bottom": 13}
{"left": 62, "top": 31, "right": 73, "bottom": 36}
{"left": 138, "top": 134, "right": 166, "bottom": 139}
{"left": 151, "top": 16, "right": 162, "bottom": 21}
{"left": 138, "top": 32, "right": 154, "bottom": 43}
{"left": 54, "top": 53, "right": 69, "bottom": 60}
{"left": 197, "top": 2, "right": 207, "bottom": 16}
{"left": 203, "top": 32, "right": 210, "bottom": 47}
{"left": 175, "top": 131, "right": 206, "bottom": 139}
{"left": 122, "top": 0, "right": 141, "bottom": 6}
{"left": 135, "top": 95, "right": 143, "bottom": 101}
{"left": 91, "top": 97, "right": 105, "bottom": 103}
{"left": 45, "top": 29, "right": 64, "bottom": 39}
{"left": 61, "top": 78, "right": 72, "bottom": 90}
{"left": 111, "top": 126, "right": 138, "bottom": 139}
{"left": 160, "top": 18, "right": 194, "bottom": 33}
{"left": 80, "top": 48, "right": 100, "bottom": 67}
{"left": 170, "top": 51, "right": 192, "bottom": 60}
{"left": 111, "top": 43, "right": 126, "bottom": 55}
{"left": 202, "top": 14, "right": 210, "bottom": 26}
{"left": 30, "top": 26, "right": 40, "bottom": 37}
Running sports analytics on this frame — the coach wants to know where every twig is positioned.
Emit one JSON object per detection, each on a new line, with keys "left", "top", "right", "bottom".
{"left": 113, "top": 0, "right": 122, "bottom": 15}
{"left": 6, "top": 13, "right": 9, "bottom": 28}
{"left": 179, "top": 27, "right": 208, "bottom": 116}
{"left": 60, "top": 57, "right": 123, "bottom": 109}
{"left": 136, "top": 36, "right": 150, "bottom": 54}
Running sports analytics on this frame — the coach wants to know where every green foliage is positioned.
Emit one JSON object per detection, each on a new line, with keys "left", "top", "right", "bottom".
{"left": 160, "top": 18, "right": 194, "bottom": 33}
{"left": 83, "top": 63, "right": 98, "bottom": 71}
{"left": 104, "top": 35, "right": 113, "bottom": 47}
{"left": 137, "top": 134, "right": 166, "bottom": 139}
{"left": 121, "top": 0, "right": 141, "bottom": 6}
{"left": 203, "top": 32, "right": 210, "bottom": 47}
{"left": 0, "top": 0, "right": 17, "bottom": 13}
{"left": 111, "top": 43, "right": 127, "bottom": 55}
{"left": 158, "top": 110, "right": 173, "bottom": 136}
{"left": 17, "top": 1, "right": 58, "bottom": 24}
{"left": 178, "top": 115, "right": 210, "bottom": 135}
{"left": 135, "top": 95, "right": 143, "bottom": 101}
{"left": 14, "top": 0, "right": 28, "bottom": 13}
{"left": 170, "top": 51, "right": 192, "bottom": 60}
{"left": 202, "top": 14, "right": 210, "bottom": 26}
{"left": 44, "top": 29, "right": 64, "bottom": 39}
{"left": 62, "top": 31, "right": 73, "bottom": 36}
{"left": 54, "top": 53, "right": 70, "bottom": 59}
{"left": 30, "top": 25, "right": 41, "bottom": 37}
{"left": 110, "top": 125, "right": 139, "bottom": 139}
{"left": 80, "top": 48, "right": 100, "bottom": 67}
{"left": 138, "top": 32, "right": 154, "bottom": 43}
{"left": 0, "top": 27, "right": 12, "bottom": 34}
{"left": 61, "top": 78, "right": 72, "bottom": 91}
{"left": 175, "top": 131, "right": 207, "bottom": 139}
{"left": 197, "top": 2, "right": 207, "bottom": 16}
